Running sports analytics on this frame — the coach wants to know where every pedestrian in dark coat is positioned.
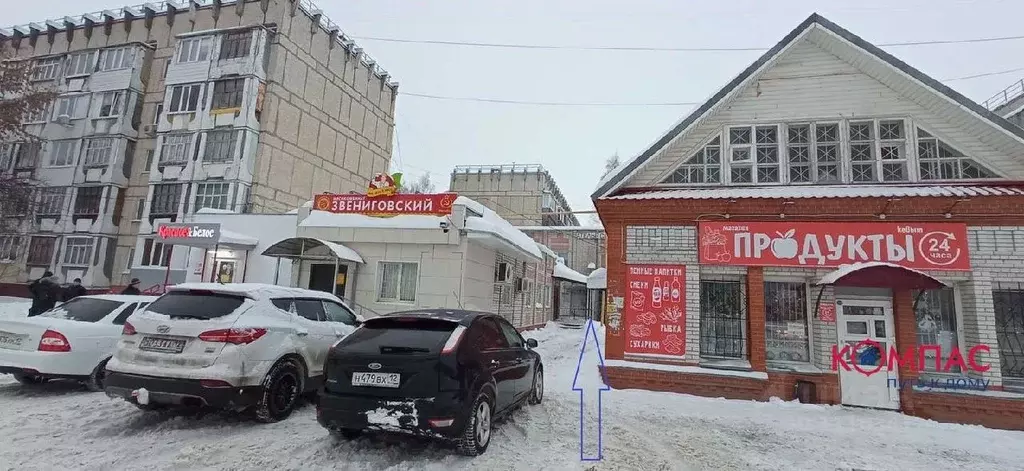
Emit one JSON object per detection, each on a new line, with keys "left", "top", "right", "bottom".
{"left": 121, "top": 278, "right": 142, "bottom": 295}
{"left": 28, "top": 271, "right": 61, "bottom": 316}
{"left": 62, "top": 278, "right": 88, "bottom": 302}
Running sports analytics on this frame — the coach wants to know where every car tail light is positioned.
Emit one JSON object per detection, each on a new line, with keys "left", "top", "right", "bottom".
{"left": 441, "top": 325, "right": 467, "bottom": 355}
{"left": 198, "top": 328, "right": 267, "bottom": 344}
{"left": 122, "top": 321, "right": 137, "bottom": 336}
{"left": 38, "top": 330, "right": 71, "bottom": 352}
{"left": 429, "top": 418, "right": 454, "bottom": 428}
{"left": 199, "top": 379, "right": 233, "bottom": 388}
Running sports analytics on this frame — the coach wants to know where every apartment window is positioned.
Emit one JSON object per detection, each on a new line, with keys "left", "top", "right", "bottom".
{"left": 764, "top": 281, "right": 810, "bottom": 363}
{"left": 219, "top": 31, "right": 252, "bottom": 60}
{"left": 378, "top": 261, "right": 418, "bottom": 303}
{"left": 97, "top": 91, "right": 123, "bottom": 118}
{"left": 141, "top": 238, "right": 173, "bottom": 267}
{"left": 65, "top": 51, "right": 95, "bottom": 77}
{"left": 194, "top": 182, "right": 231, "bottom": 211}
{"left": 728, "top": 125, "right": 780, "bottom": 184}
{"left": 917, "top": 128, "right": 999, "bottom": 180}
{"left": 204, "top": 130, "right": 237, "bottom": 163}
{"left": 662, "top": 136, "right": 721, "bottom": 184}
{"left": 143, "top": 150, "right": 155, "bottom": 172}
{"left": 63, "top": 237, "right": 94, "bottom": 266}
{"left": 177, "top": 36, "right": 212, "bottom": 63}
{"left": 14, "top": 142, "right": 40, "bottom": 169}
{"left": 211, "top": 78, "right": 245, "bottom": 110}
{"left": 914, "top": 288, "right": 961, "bottom": 374}
{"left": 134, "top": 198, "right": 145, "bottom": 220}
{"left": 54, "top": 94, "right": 88, "bottom": 120}
{"left": 23, "top": 103, "right": 50, "bottom": 123}
{"left": 150, "top": 183, "right": 183, "bottom": 217}
{"left": 700, "top": 279, "right": 746, "bottom": 359}
{"left": 74, "top": 186, "right": 103, "bottom": 216}
{"left": 47, "top": 140, "right": 78, "bottom": 167}
{"left": 27, "top": 237, "right": 56, "bottom": 265}
{"left": 159, "top": 134, "right": 193, "bottom": 164}
{"left": 82, "top": 138, "right": 115, "bottom": 167}
{"left": 31, "top": 57, "right": 62, "bottom": 81}
{"left": 0, "top": 236, "right": 20, "bottom": 262}
{"left": 168, "top": 84, "right": 203, "bottom": 113}
{"left": 124, "top": 248, "right": 135, "bottom": 273}
{"left": 153, "top": 104, "right": 164, "bottom": 125}
{"left": 37, "top": 187, "right": 67, "bottom": 216}
{"left": 98, "top": 47, "right": 134, "bottom": 71}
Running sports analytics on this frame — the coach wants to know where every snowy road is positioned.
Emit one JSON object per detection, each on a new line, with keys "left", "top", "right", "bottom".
{"left": 2, "top": 297, "right": 1024, "bottom": 470}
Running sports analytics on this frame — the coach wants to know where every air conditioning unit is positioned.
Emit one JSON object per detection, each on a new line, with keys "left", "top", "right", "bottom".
{"left": 142, "top": 124, "right": 157, "bottom": 135}
{"left": 56, "top": 114, "right": 70, "bottom": 125}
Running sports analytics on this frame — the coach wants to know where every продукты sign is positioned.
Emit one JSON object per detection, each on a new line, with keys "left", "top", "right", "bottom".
{"left": 623, "top": 264, "right": 686, "bottom": 357}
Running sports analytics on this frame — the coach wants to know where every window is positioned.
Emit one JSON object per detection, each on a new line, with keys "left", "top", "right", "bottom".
{"left": 47, "top": 140, "right": 78, "bottom": 167}
{"left": 786, "top": 124, "right": 812, "bottom": 183}
{"left": 31, "top": 57, "right": 62, "bottom": 81}
{"left": 14, "top": 142, "right": 40, "bottom": 169}
{"left": 37, "top": 187, "right": 67, "bottom": 216}
{"left": 159, "top": 134, "right": 193, "bottom": 164}
{"left": 97, "top": 91, "right": 123, "bottom": 118}
{"left": 294, "top": 299, "right": 327, "bottom": 321}
{"left": 0, "top": 236, "right": 19, "bottom": 262}
{"left": 212, "top": 78, "right": 245, "bottom": 110}
{"left": 144, "top": 150, "right": 155, "bottom": 171}
{"left": 27, "top": 237, "right": 56, "bottom": 265}
{"left": 65, "top": 51, "right": 95, "bottom": 76}
{"left": 23, "top": 103, "right": 49, "bottom": 123}
{"left": 82, "top": 138, "right": 115, "bottom": 167}
{"left": 195, "top": 181, "right": 231, "bottom": 211}
{"left": 63, "top": 237, "right": 93, "bottom": 266}
{"left": 497, "top": 317, "right": 525, "bottom": 347}
{"left": 378, "top": 261, "right": 418, "bottom": 303}
{"left": 323, "top": 301, "right": 358, "bottom": 325}
{"left": 728, "top": 125, "right": 780, "bottom": 184}
{"left": 177, "top": 36, "right": 212, "bottom": 63}
{"left": 112, "top": 302, "right": 139, "bottom": 325}
{"left": 147, "top": 291, "right": 245, "bottom": 319}
{"left": 814, "top": 123, "right": 840, "bottom": 182}
{"left": 849, "top": 120, "right": 908, "bottom": 183}
{"left": 141, "top": 238, "right": 173, "bottom": 267}
{"left": 879, "top": 120, "right": 908, "bottom": 182}
{"left": 153, "top": 104, "right": 163, "bottom": 125}
{"left": 699, "top": 279, "right": 746, "bottom": 359}
{"left": 914, "top": 288, "right": 961, "bottom": 374}
{"left": 204, "top": 129, "right": 237, "bottom": 162}
{"left": 917, "top": 128, "right": 998, "bottom": 180}
{"left": 993, "top": 283, "right": 1024, "bottom": 386}
{"left": 40, "top": 298, "right": 123, "bottom": 323}
{"left": 74, "top": 186, "right": 103, "bottom": 216}
{"left": 849, "top": 121, "right": 876, "bottom": 182}
{"left": 219, "top": 31, "right": 252, "bottom": 60}
{"left": 98, "top": 47, "right": 134, "bottom": 71}
{"left": 662, "top": 136, "right": 721, "bottom": 184}
{"left": 54, "top": 94, "right": 88, "bottom": 120}
{"left": 168, "top": 84, "right": 203, "bottom": 113}
{"left": 134, "top": 198, "right": 145, "bottom": 220}
{"left": 466, "top": 318, "right": 509, "bottom": 351}
{"left": 150, "top": 183, "right": 183, "bottom": 217}
{"left": 764, "top": 282, "right": 810, "bottom": 363}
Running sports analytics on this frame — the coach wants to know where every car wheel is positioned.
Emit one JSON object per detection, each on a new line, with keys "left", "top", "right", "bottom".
{"left": 329, "top": 428, "right": 363, "bottom": 440}
{"left": 456, "top": 392, "right": 493, "bottom": 456}
{"left": 254, "top": 359, "right": 303, "bottom": 423}
{"left": 12, "top": 373, "right": 47, "bottom": 385}
{"left": 84, "top": 358, "right": 109, "bottom": 392}
{"left": 529, "top": 368, "right": 544, "bottom": 405}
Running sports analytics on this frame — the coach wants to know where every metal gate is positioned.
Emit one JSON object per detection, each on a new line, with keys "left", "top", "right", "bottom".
{"left": 993, "top": 283, "right": 1024, "bottom": 388}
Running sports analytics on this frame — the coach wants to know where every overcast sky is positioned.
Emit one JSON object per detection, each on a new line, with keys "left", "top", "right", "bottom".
{"left": 7, "top": 0, "right": 1024, "bottom": 222}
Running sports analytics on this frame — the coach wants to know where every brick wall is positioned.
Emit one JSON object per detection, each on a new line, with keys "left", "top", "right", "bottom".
{"left": 603, "top": 366, "right": 840, "bottom": 404}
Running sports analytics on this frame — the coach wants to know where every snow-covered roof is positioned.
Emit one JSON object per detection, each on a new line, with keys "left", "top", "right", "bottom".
{"left": 464, "top": 211, "right": 544, "bottom": 260}
{"left": 168, "top": 283, "right": 342, "bottom": 301}
{"left": 587, "top": 267, "right": 607, "bottom": 290}
{"left": 195, "top": 208, "right": 237, "bottom": 215}
{"left": 603, "top": 185, "right": 1024, "bottom": 201}
{"left": 553, "top": 263, "right": 587, "bottom": 284}
{"left": 515, "top": 226, "right": 604, "bottom": 232}
{"left": 815, "top": 262, "right": 947, "bottom": 286}
{"left": 537, "top": 243, "right": 557, "bottom": 259}
{"left": 219, "top": 229, "right": 259, "bottom": 247}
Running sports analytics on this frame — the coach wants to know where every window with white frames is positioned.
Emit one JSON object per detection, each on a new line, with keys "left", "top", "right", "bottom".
{"left": 65, "top": 51, "right": 95, "bottom": 77}
{"left": 160, "top": 134, "right": 192, "bottom": 164}
{"left": 37, "top": 187, "right": 67, "bottom": 216}
{"left": 97, "top": 91, "right": 123, "bottom": 118}
{"left": 784, "top": 123, "right": 841, "bottom": 183}
{"left": 55, "top": 94, "right": 90, "bottom": 120}
{"left": 168, "top": 84, "right": 202, "bottom": 113}
{"left": 63, "top": 237, "right": 94, "bottom": 266}
{"left": 177, "top": 36, "right": 212, "bottom": 63}
{"left": 47, "top": 140, "right": 78, "bottom": 167}
{"left": 917, "top": 128, "right": 999, "bottom": 180}
{"left": 82, "top": 138, "right": 115, "bottom": 167}
{"left": 23, "top": 102, "right": 49, "bottom": 123}
{"left": 194, "top": 182, "right": 231, "bottom": 211}
{"left": 150, "top": 183, "right": 183, "bottom": 217}
{"left": 914, "top": 287, "right": 961, "bottom": 374}
{"left": 0, "top": 236, "right": 20, "bottom": 262}
{"left": 204, "top": 129, "right": 237, "bottom": 162}
{"left": 31, "top": 57, "right": 62, "bottom": 81}
{"left": 124, "top": 248, "right": 135, "bottom": 273}
{"left": 98, "top": 47, "right": 134, "bottom": 71}
{"left": 662, "top": 136, "right": 721, "bottom": 184}
{"left": 728, "top": 126, "right": 781, "bottom": 184}
{"left": 764, "top": 281, "right": 810, "bottom": 363}
{"left": 849, "top": 119, "right": 908, "bottom": 183}
{"left": 141, "top": 238, "right": 173, "bottom": 267}
{"left": 378, "top": 262, "right": 418, "bottom": 303}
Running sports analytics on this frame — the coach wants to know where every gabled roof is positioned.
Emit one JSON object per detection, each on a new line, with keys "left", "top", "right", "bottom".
{"left": 592, "top": 13, "right": 1024, "bottom": 200}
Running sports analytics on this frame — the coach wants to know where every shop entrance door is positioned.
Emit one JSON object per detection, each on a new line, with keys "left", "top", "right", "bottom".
{"left": 309, "top": 263, "right": 347, "bottom": 297}
{"left": 836, "top": 298, "right": 900, "bottom": 410}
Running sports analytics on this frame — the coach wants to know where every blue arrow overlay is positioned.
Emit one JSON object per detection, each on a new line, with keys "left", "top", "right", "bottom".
{"left": 572, "top": 319, "right": 611, "bottom": 461}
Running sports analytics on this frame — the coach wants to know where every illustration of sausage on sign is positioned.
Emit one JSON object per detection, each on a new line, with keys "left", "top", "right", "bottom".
{"left": 624, "top": 264, "right": 686, "bottom": 357}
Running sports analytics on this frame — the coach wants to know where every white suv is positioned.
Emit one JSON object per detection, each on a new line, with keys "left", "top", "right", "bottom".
{"left": 104, "top": 283, "right": 362, "bottom": 422}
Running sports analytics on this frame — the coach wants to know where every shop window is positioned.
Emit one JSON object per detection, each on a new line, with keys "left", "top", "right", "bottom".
{"left": 378, "top": 261, "right": 418, "bottom": 303}
{"left": 699, "top": 279, "right": 746, "bottom": 359}
{"left": 991, "top": 283, "right": 1024, "bottom": 388}
{"left": 917, "top": 128, "right": 999, "bottom": 180}
{"left": 204, "top": 129, "right": 237, "bottom": 162}
{"left": 661, "top": 136, "right": 721, "bottom": 184}
{"left": 98, "top": 47, "right": 134, "bottom": 71}
{"left": 168, "top": 84, "right": 203, "bottom": 113}
{"left": 31, "top": 57, "right": 62, "bottom": 81}
{"left": 74, "top": 186, "right": 103, "bottom": 216}
{"left": 194, "top": 181, "right": 231, "bottom": 211}
{"left": 219, "top": 31, "right": 252, "bottom": 60}
{"left": 46, "top": 139, "right": 78, "bottom": 167}
{"left": 37, "top": 187, "right": 67, "bottom": 216}
{"left": 177, "top": 36, "right": 211, "bottom": 63}
{"left": 150, "top": 183, "right": 183, "bottom": 217}
{"left": 913, "top": 287, "right": 961, "bottom": 374}
{"left": 27, "top": 237, "right": 56, "bottom": 266}
{"left": 0, "top": 236, "right": 20, "bottom": 262}
{"left": 65, "top": 51, "right": 95, "bottom": 77}
{"left": 211, "top": 78, "right": 245, "bottom": 110}
{"left": 764, "top": 281, "right": 810, "bottom": 363}
{"left": 159, "top": 134, "right": 193, "bottom": 164}
{"left": 82, "top": 138, "right": 115, "bottom": 167}
{"left": 63, "top": 237, "right": 94, "bottom": 266}
{"left": 141, "top": 238, "right": 173, "bottom": 267}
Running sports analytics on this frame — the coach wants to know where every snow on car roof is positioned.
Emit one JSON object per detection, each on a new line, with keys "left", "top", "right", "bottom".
{"left": 84, "top": 294, "right": 160, "bottom": 302}
{"left": 168, "top": 283, "right": 342, "bottom": 301}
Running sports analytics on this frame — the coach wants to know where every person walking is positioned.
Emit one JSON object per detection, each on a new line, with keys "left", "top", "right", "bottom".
{"left": 62, "top": 278, "right": 88, "bottom": 302}
{"left": 121, "top": 278, "right": 142, "bottom": 295}
{"left": 28, "top": 271, "right": 62, "bottom": 316}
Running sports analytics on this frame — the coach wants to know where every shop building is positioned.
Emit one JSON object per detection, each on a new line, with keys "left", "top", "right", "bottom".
{"left": 593, "top": 13, "right": 1024, "bottom": 431}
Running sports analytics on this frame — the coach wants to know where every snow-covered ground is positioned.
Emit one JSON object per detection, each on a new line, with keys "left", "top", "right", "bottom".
{"left": 2, "top": 315, "right": 1024, "bottom": 470}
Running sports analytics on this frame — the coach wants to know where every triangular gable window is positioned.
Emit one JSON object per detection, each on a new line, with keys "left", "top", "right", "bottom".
{"left": 661, "top": 136, "right": 721, "bottom": 184}
{"left": 916, "top": 129, "right": 999, "bottom": 180}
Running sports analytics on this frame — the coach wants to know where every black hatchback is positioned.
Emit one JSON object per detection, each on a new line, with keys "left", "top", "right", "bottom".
{"left": 316, "top": 309, "right": 544, "bottom": 456}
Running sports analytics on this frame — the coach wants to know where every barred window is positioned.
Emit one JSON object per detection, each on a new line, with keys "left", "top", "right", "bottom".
{"left": 661, "top": 136, "right": 721, "bottom": 184}
{"left": 195, "top": 182, "right": 231, "bottom": 211}
{"left": 917, "top": 129, "right": 999, "bottom": 180}
{"left": 63, "top": 237, "right": 94, "bottom": 266}
{"left": 700, "top": 279, "right": 746, "bottom": 359}
{"left": 160, "top": 134, "right": 193, "bottom": 164}
{"left": 764, "top": 281, "right": 810, "bottom": 363}
{"left": 37, "top": 187, "right": 68, "bottom": 216}
{"left": 0, "top": 236, "right": 20, "bottom": 262}
{"left": 150, "top": 184, "right": 183, "bottom": 217}
{"left": 219, "top": 31, "right": 252, "bottom": 60}
{"left": 204, "top": 130, "right": 237, "bottom": 162}
{"left": 212, "top": 78, "right": 245, "bottom": 110}
{"left": 74, "top": 187, "right": 103, "bottom": 216}
{"left": 27, "top": 237, "right": 56, "bottom": 265}
{"left": 914, "top": 287, "right": 961, "bottom": 374}
{"left": 83, "top": 138, "right": 115, "bottom": 167}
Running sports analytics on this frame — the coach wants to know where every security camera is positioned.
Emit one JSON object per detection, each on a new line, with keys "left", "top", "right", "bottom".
{"left": 439, "top": 220, "right": 450, "bottom": 233}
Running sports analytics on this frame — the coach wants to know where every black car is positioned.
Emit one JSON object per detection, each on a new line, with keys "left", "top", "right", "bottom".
{"left": 316, "top": 309, "right": 544, "bottom": 456}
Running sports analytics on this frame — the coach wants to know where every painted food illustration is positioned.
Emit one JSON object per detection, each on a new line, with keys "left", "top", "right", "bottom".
{"left": 638, "top": 311, "right": 658, "bottom": 325}
{"left": 630, "top": 291, "right": 646, "bottom": 310}
{"left": 629, "top": 324, "right": 651, "bottom": 338}
{"left": 770, "top": 229, "right": 799, "bottom": 259}
{"left": 664, "top": 334, "right": 684, "bottom": 354}
{"left": 660, "top": 306, "right": 683, "bottom": 323}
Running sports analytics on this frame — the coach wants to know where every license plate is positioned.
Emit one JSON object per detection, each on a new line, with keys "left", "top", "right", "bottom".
{"left": 139, "top": 337, "right": 186, "bottom": 354}
{"left": 0, "top": 331, "right": 25, "bottom": 349}
{"left": 351, "top": 372, "right": 400, "bottom": 388}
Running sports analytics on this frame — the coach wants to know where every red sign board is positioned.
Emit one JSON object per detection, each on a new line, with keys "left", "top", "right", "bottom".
{"left": 624, "top": 264, "right": 686, "bottom": 357}
{"left": 818, "top": 302, "right": 836, "bottom": 323}
{"left": 698, "top": 222, "right": 970, "bottom": 270}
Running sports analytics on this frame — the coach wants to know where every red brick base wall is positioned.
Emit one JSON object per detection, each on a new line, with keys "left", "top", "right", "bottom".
{"left": 910, "top": 391, "right": 1024, "bottom": 430}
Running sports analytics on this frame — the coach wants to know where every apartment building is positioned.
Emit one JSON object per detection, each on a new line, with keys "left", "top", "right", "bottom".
{"left": 985, "top": 79, "right": 1024, "bottom": 129}
{"left": 0, "top": 0, "right": 396, "bottom": 291}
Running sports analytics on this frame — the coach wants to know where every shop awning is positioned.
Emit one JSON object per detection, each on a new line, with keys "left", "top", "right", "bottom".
{"left": 815, "top": 262, "right": 947, "bottom": 290}
{"left": 219, "top": 229, "right": 258, "bottom": 248}
{"left": 587, "top": 267, "right": 607, "bottom": 290}
{"left": 261, "top": 237, "right": 364, "bottom": 264}
{"left": 554, "top": 262, "right": 587, "bottom": 284}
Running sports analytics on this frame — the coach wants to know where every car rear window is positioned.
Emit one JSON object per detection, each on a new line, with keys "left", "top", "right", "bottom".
{"left": 39, "top": 298, "right": 123, "bottom": 323}
{"left": 145, "top": 290, "right": 246, "bottom": 319}
{"left": 336, "top": 317, "right": 458, "bottom": 354}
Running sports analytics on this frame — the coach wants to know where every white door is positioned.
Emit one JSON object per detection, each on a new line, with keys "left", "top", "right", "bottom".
{"left": 837, "top": 299, "right": 900, "bottom": 410}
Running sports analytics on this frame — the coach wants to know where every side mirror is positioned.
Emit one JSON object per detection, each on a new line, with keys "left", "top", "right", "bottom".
{"left": 526, "top": 338, "right": 538, "bottom": 349}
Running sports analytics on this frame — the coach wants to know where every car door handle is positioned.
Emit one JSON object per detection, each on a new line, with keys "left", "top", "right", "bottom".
{"left": 296, "top": 330, "right": 309, "bottom": 337}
